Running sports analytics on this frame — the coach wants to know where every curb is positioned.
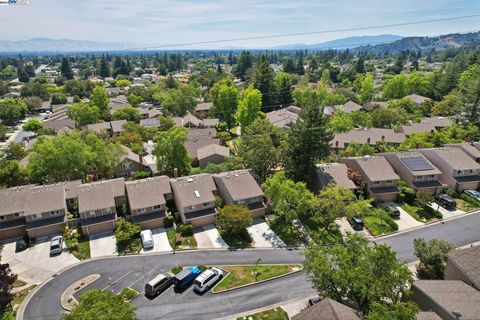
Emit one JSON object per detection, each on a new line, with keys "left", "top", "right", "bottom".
{"left": 211, "top": 263, "right": 304, "bottom": 294}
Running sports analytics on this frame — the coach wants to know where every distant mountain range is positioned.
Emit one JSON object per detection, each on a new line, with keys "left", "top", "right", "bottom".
{"left": 353, "top": 31, "right": 480, "bottom": 53}
{"left": 273, "top": 34, "right": 403, "bottom": 50}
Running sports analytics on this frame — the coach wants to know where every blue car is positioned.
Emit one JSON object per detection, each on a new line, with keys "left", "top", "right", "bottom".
{"left": 173, "top": 266, "right": 201, "bottom": 290}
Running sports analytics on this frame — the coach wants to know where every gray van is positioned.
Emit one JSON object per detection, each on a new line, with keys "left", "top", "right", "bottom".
{"left": 145, "top": 273, "right": 173, "bottom": 297}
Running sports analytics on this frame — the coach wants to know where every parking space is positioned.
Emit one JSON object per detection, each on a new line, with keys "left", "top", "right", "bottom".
{"left": 388, "top": 202, "right": 424, "bottom": 231}
{"left": 428, "top": 203, "right": 465, "bottom": 219}
{"left": 0, "top": 235, "right": 79, "bottom": 285}
{"left": 89, "top": 232, "right": 117, "bottom": 258}
{"left": 336, "top": 217, "right": 371, "bottom": 238}
{"left": 247, "top": 218, "right": 287, "bottom": 248}
{"left": 194, "top": 224, "right": 229, "bottom": 249}
{"left": 140, "top": 227, "right": 173, "bottom": 253}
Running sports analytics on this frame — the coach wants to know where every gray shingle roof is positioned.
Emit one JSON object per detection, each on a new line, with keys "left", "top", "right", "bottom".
{"left": 420, "top": 117, "right": 453, "bottom": 128}
{"left": 416, "top": 312, "right": 442, "bottom": 320}
{"left": 77, "top": 178, "right": 125, "bottom": 213}
{"left": 316, "top": 163, "right": 357, "bottom": 190}
{"left": 197, "top": 144, "right": 230, "bottom": 160}
{"left": 446, "top": 143, "right": 480, "bottom": 160}
{"left": 422, "top": 147, "right": 480, "bottom": 171}
{"left": 332, "top": 128, "right": 406, "bottom": 148}
{"left": 292, "top": 298, "right": 361, "bottom": 320}
{"left": 336, "top": 101, "right": 363, "bottom": 113}
{"left": 170, "top": 174, "right": 217, "bottom": 208}
{"left": 446, "top": 245, "right": 480, "bottom": 289}
{"left": 399, "top": 122, "right": 436, "bottom": 135}
{"left": 213, "top": 170, "right": 264, "bottom": 201}
{"left": 265, "top": 106, "right": 300, "bottom": 129}
{"left": 342, "top": 156, "right": 399, "bottom": 182}
{"left": 125, "top": 176, "right": 171, "bottom": 210}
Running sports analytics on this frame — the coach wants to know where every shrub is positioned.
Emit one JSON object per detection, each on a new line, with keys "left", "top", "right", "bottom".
{"left": 119, "top": 287, "right": 138, "bottom": 301}
{"left": 424, "top": 204, "right": 443, "bottom": 219}
{"left": 170, "top": 265, "right": 183, "bottom": 274}
{"left": 377, "top": 210, "right": 399, "bottom": 231}
{"left": 133, "top": 171, "right": 151, "bottom": 180}
{"left": 460, "top": 193, "right": 480, "bottom": 207}
{"left": 177, "top": 224, "right": 193, "bottom": 237}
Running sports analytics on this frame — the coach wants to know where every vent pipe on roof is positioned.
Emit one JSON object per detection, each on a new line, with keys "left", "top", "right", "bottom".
{"left": 173, "top": 168, "right": 178, "bottom": 178}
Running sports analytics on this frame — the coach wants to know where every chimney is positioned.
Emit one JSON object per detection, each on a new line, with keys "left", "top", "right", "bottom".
{"left": 173, "top": 168, "right": 179, "bottom": 178}
{"left": 367, "top": 137, "right": 371, "bottom": 144}
{"left": 381, "top": 135, "right": 385, "bottom": 140}
{"left": 344, "top": 150, "right": 350, "bottom": 157}
{"left": 335, "top": 141, "right": 339, "bottom": 147}
{"left": 215, "top": 166, "right": 221, "bottom": 174}
{"left": 467, "top": 135, "right": 472, "bottom": 143}
{"left": 415, "top": 142, "right": 420, "bottom": 149}
{"left": 87, "top": 174, "right": 94, "bottom": 183}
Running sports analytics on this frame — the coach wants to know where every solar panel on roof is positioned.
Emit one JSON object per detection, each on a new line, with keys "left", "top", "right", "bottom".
{"left": 401, "top": 156, "right": 434, "bottom": 171}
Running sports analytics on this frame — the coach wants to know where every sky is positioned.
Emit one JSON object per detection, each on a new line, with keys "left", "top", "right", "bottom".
{"left": 0, "top": 0, "right": 479, "bottom": 48}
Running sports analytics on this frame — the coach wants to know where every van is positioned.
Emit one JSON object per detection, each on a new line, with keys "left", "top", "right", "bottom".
{"left": 193, "top": 267, "right": 223, "bottom": 293}
{"left": 173, "top": 267, "right": 201, "bottom": 290}
{"left": 140, "top": 229, "right": 154, "bottom": 249}
{"left": 145, "top": 273, "right": 173, "bottom": 297}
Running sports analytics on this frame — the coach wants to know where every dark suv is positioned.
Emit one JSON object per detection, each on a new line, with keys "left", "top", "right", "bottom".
{"left": 435, "top": 194, "right": 457, "bottom": 210}
{"left": 348, "top": 216, "right": 364, "bottom": 231}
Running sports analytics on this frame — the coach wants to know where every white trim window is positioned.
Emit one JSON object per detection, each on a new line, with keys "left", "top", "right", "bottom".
{"left": 137, "top": 208, "right": 146, "bottom": 214}
{"left": 469, "top": 169, "right": 476, "bottom": 174}
{"left": 101, "top": 208, "right": 112, "bottom": 215}
{"left": 86, "top": 211, "right": 96, "bottom": 218}
{"left": 428, "top": 175, "right": 436, "bottom": 181}
{"left": 372, "top": 181, "right": 381, "bottom": 186}
{"left": 414, "top": 176, "right": 423, "bottom": 182}
{"left": 122, "top": 161, "right": 133, "bottom": 170}
{"left": 153, "top": 205, "right": 162, "bottom": 210}
{"left": 457, "top": 170, "right": 464, "bottom": 175}
{"left": 31, "top": 213, "right": 42, "bottom": 220}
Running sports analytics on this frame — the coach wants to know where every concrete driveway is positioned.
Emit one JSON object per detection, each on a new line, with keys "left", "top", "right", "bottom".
{"left": 247, "top": 218, "right": 286, "bottom": 248}
{"left": 389, "top": 202, "right": 424, "bottom": 231}
{"left": 429, "top": 203, "right": 465, "bottom": 219}
{"left": 194, "top": 224, "right": 229, "bottom": 249}
{"left": 0, "top": 235, "right": 79, "bottom": 285}
{"left": 140, "top": 227, "right": 172, "bottom": 253}
{"left": 336, "top": 217, "right": 371, "bottom": 238}
{"left": 89, "top": 232, "right": 117, "bottom": 258}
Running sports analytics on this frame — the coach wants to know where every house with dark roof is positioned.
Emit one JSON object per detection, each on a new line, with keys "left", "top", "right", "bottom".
{"left": 265, "top": 106, "right": 300, "bottom": 130}
{"left": 398, "top": 122, "right": 436, "bottom": 136}
{"left": 380, "top": 151, "right": 443, "bottom": 194}
{"left": 197, "top": 144, "right": 230, "bottom": 168}
{"left": 331, "top": 128, "right": 406, "bottom": 152}
{"left": 405, "top": 94, "right": 431, "bottom": 106}
{"left": 213, "top": 170, "right": 267, "bottom": 218}
{"left": 445, "top": 245, "right": 480, "bottom": 290}
{"left": 420, "top": 117, "right": 453, "bottom": 130}
{"left": 114, "top": 146, "right": 146, "bottom": 179}
{"left": 420, "top": 147, "right": 480, "bottom": 191}
{"left": 193, "top": 101, "right": 213, "bottom": 117}
{"left": 339, "top": 156, "right": 400, "bottom": 201}
{"left": 174, "top": 112, "right": 203, "bottom": 128}
{"left": 125, "top": 176, "right": 172, "bottom": 229}
{"left": 186, "top": 128, "right": 220, "bottom": 160}
{"left": 170, "top": 174, "right": 218, "bottom": 227}
{"left": 315, "top": 163, "right": 357, "bottom": 192}
{"left": 85, "top": 120, "right": 127, "bottom": 136}
{"left": 77, "top": 178, "right": 126, "bottom": 235}
{"left": 291, "top": 298, "right": 361, "bottom": 320}
{"left": 412, "top": 280, "right": 480, "bottom": 320}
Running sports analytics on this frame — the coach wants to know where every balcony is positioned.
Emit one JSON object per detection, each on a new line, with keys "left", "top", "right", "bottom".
{"left": 369, "top": 186, "right": 400, "bottom": 195}
{"left": 412, "top": 180, "right": 442, "bottom": 189}
{"left": 81, "top": 213, "right": 116, "bottom": 227}
{"left": 131, "top": 210, "right": 167, "bottom": 224}
{"left": 26, "top": 215, "right": 65, "bottom": 230}
{"left": 184, "top": 207, "right": 217, "bottom": 220}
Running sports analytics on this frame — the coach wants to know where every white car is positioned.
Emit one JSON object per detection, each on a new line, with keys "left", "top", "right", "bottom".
{"left": 140, "top": 229, "right": 154, "bottom": 249}
{"left": 50, "top": 236, "right": 63, "bottom": 255}
{"left": 464, "top": 190, "right": 480, "bottom": 203}
{"left": 193, "top": 267, "right": 223, "bottom": 293}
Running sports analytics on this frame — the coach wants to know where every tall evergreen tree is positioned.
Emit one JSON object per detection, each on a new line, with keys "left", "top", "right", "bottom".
{"left": 234, "top": 51, "right": 253, "bottom": 80}
{"left": 99, "top": 56, "right": 110, "bottom": 78}
{"left": 60, "top": 57, "right": 74, "bottom": 80}
{"left": 274, "top": 72, "right": 293, "bottom": 106}
{"left": 252, "top": 55, "right": 275, "bottom": 110}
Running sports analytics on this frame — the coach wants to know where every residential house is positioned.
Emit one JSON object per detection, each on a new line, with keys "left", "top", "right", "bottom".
{"left": 194, "top": 101, "right": 213, "bottom": 117}
{"left": 265, "top": 106, "right": 301, "bottom": 130}
{"left": 77, "top": 178, "right": 126, "bottom": 235}
{"left": 291, "top": 298, "right": 361, "bottom": 320}
{"left": 186, "top": 128, "right": 220, "bottom": 160}
{"left": 4, "top": 92, "right": 21, "bottom": 99}
{"left": 420, "top": 147, "right": 480, "bottom": 191}
{"left": 380, "top": 151, "right": 443, "bottom": 194}
{"left": 331, "top": 128, "right": 406, "bottom": 152}
{"left": 339, "top": 156, "right": 400, "bottom": 201}
{"left": 420, "top": 117, "right": 453, "bottom": 130}
{"left": 202, "top": 118, "right": 219, "bottom": 128}
{"left": 398, "top": 122, "right": 436, "bottom": 136}
{"left": 115, "top": 146, "right": 146, "bottom": 179}
{"left": 139, "top": 118, "right": 160, "bottom": 128}
{"left": 445, "top": 245, "right": 480, "bottom": 290}
{"left": 85, "top": 120, "right": 127, "bottom": 136}
{"left": 335, "top": 101, "right": 363, "bottom": 113}
{"left": 314, "top": 163, "right": 357, "bottom": 193}
{"left": 197, "top": 144, "right": 230, "bottom": 168}
{"left": 363, "top": 101, "right": 388, "bottom": 111}
{"left": 213, "top": 170, "right": 267, "bottom": 218}
{"left": 170, "top": 174, "right": 218, "bottom": 227}
{"left": 125, "top": 176, "right": 172, "bottom": 229}
{"left": 174, "top": 112, "right": 203, "bottom": 128}
{"left": 412, "top": 280, "right": 480, "bottom": 320}
{"left": 446, "top": 143, "right": 480, "bottom": 164}
{"left": 0, "top": 186, "right": 29, "bottom": 240}
{"left": 405, "top": 94, "right": 431, "bottom": 106}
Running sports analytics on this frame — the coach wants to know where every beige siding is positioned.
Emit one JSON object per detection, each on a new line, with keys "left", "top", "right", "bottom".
{"left": 82, "top": 220, "right": 116, "bottom": 236}
{"left": 187, "top": 214, "right": 217, "bottom": 227}
{"left": 27, "top": 223, "right": 65, "bottom": 238}
{"left": 137, "top": 219, "right": 165, "bottom": 230}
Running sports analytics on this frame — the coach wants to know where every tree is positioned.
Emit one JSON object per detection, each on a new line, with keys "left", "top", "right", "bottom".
{"left": 21, "top": 82, "right": 50, "bottom": 100}
{"left": 115, "top": 218, "right": 141, "bottom": 247}
{"left": 252, "top": 55, "right": 275, "bottom": 109}
{"left": 214, "top": 83, "right": 238, "bottom": 129}
{"left": 23, "top": 96, "right": 43, "bottom": 112}
{"left": 382, "top": 73, "right": 409, "bottom": 99}
{"left": 217, "top": 205, "right": 253, "bottom": 237}
{"left": 0, "top": 159, "right": 25, "bottom": 187}
{"left": 153, "top": 127, "right": 191, "bottom": 176}
{"left": 64, "top": 289, "right": 137, "bottom": 320}
{"left": 274, "top": 72, "right": 293, "bottom": 106}
{"left": 262, "top": 171, "right": 313, "bottom": 224}
{"left": 22, "top": 118, "right": 43, "bottom": 133}
{"left": 458, "top": 65, "right": 480, "bottom": 124}
{"left": 17, "top": 66, "right": 30, "bottom": 83}
{"left": 416, "top": 190, "right": 433, "bottom": 208}
{"left": 236, "top": 118, "right": 285, "bottom": 181}
{"left": 365, "top": 302, "right": 419, "bottom": 320}
{"left": 360, "top": 73, "right": 375, "bottom": 103}
{"left": 90, "top": 86, "right": 110, "bottom": 120}
{"left": 370, "top": 106, "right": 408, "bottom": 128}
{"left": 113, "top": 105, "right": 141, "bottom": 122}
{"left": 51, "top": 92, "right": 68, "bottom": 105}
{"left": 234, "top": 51, "right": 253, "bottom": 80}
{"left": 0, "top": 259, "right": 17, "bottom": 312}
{"left": 60, "top": 57, "right": 74, "bottom": 80}
{"left": 0, "top": 98, "right": 28, "bottom": 123}
{"left": 236, "top": 86, "right": 261, "bottom": 128}
{"left": 156, "top": 84, "right": 198, "bottom": 116}
{"left": 99, "top": 56, "right": 110, "bottom": 78}
{"left": 67, "top": 103, "right": 101, "bottom": 126}
{"left": 305, "top": 233, "right": 413, "bottom": 314}
{"left": 127, "top": 94, "right": 142, "bottom": 108}
{"left": 413, "top": 238, "right": 454, "bottom": 280}
{"left": 2, "top": 142, "right": 26, "bottom": 160}
{"left": 284, "top": 104, "right": 333, "bottom": 185}
{"left": 0, "top": 124, "right": 7, "bottom": 140}
{"left": 432, "top": 93, "right": 463, "bottom": 116}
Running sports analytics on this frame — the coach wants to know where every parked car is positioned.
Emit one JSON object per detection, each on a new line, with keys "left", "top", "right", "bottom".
{"left": 140, "top": 229, "right": 154, "bottom": 249}
{"left": 145, "top": 273, "right": 173, "bottom": 297}
{"left": 348, "top": 216, "right": 364, "bottom": 231}
{"left": 464, "top": 190, "right": 480, "bottom": 203}
{"left": 435, "top": 194, "right": 457, "bottom": 210}
{"left": 50, "top": 236, "right": 63, "bottom": 255}
{"left": 308, "top": 296, "right": 321, "bottom": 307}
{"left": 193, "top": 267, "right": 223, "bottom": 293}
{"left": 15, "top": 237, "right": 28, "bottom": 252}
{"left": 380, "top": 203, "right": 400, "bottom": 218}
{"left": 173, "top": 266, "right": 202, "bottom": 290}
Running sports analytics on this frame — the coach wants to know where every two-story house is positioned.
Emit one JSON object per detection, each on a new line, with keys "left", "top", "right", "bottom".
{"left": 380, "top": 151, "right": 443, "bottom": 194}
{"left": 420, "top": 147, "right": 480, "bottom": 191}
{"left": 170, "top": 174, "right": 218, "bottom": 227}
{"left": 339, "top": 156, "right": 400, "bottom": 201}
{"left": 0, "top": 186, "right": 29, "bottom": 240}
{"left": 446, "top": 143, "right": 480, "bottom": 164}
{"left": 213, "top": 170, "right": 267, "bottom": 218}
{"left": 125, "top": 176, "right": 172, "bottom": 229}
{"left": 77, "top": 178, "right": 126, "bottom": 235}
{"left": 314, "top": 163, "right": 357, "bottom": 193}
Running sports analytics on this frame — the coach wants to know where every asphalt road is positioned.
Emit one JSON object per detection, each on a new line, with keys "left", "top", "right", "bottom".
{"left": 23, "top": 249, "right": 314, "bottom": 320}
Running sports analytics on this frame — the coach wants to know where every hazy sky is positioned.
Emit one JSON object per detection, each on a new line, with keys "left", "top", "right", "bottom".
{"left": 1, "top": 0, "right": 479, "bottom": 48}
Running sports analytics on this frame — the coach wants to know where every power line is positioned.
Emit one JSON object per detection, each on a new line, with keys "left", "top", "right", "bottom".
{"left": 98, "top": 15, "right": 480, "bottom": 53}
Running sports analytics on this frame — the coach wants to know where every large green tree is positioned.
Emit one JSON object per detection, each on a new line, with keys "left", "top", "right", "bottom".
{"left": 113, "top": 105, "right": 141, "bottom": 122}
{"left": 215, "top": 83, "right": 238, "bottom": 129}
{"left": 382, "top": 73, "right": 409, "bottom": 99}
{"left": 90, "top": 86, "right": 110, "bottom": 120}
{"left": 153, "top": 127, "right": 191, "bottom": 176}
{"left": 413, "top": 238, "right": 454, "bottom": 280}
{"left": 274, "top": 72, "right": 293, "bottom": 106}
{"left": 217, "top": 205, "right": 253, "bottom": 239}
{"left": 99, "top": 56, "right": 111, "bottom": 78}
{"left": 22, "top": 118, "right": 43, "bottom": 133}
{"left": 0, "top": 259, "right": 17, "bottom": 313}
{"left": 305, "top": 233, "right": 413, "bottom": 314}
{"left": 365, "top": 302, "right": 419, "bottom": 320}
{"left": 64, "top": 289, "right": 137, "bottom": 320}
{"left": 60, "top": 57, "right": 74, "bottom": 80}
{"left": 252, "top": 55, "right": 275, "bottom": 109}
{"left": 0, "top": 99, "right": 28, "bottom": 123}
{"left": 458, "top": 64, "right": 480, "bottom": 124}
{"left": 236, "top": 86, "right": 261, "bottom": 128}
{"left": 67, "top": 102, "right": 101, "bottom": 126}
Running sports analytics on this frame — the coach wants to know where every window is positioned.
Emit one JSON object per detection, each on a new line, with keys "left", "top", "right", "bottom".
{"left": 203, "top": 202, "right": 209, "bottom": 207}
{"left": 14, "top": 213, "right": 20, "bottom": 217}
{"left": 87, "top": 211, "right": 96, "bottom": 218}
{"left": 428, "top": 175, "right": 435, "bottom": 181}
{"left": 50, "top": 211, "right": 56, "bottom": 216}
{"left": 237, "top": 200, "right": 246, "bottom": 205}
{"left": 122, "top": 161, "right": 133, "bottom": 170}
{"left": 137, "top": 208, "right": 146, "bottom": 213}
{"left": 373, "top": 181, "right": 380, "bottom": 186}
{"left": 32, "top": 214, "right": 42, "bottom": 220}
{"left": 0, "top": 216, "right": 5, "bottom": 221}
{"left": 469, "top": 169, "right": 475, "bottom": 174}
{"left": 414, "top": 176, "right": 422, "bottom": 182}
{"left": 188, "top": 206, "right": 195, "bottom": 210}
{"left": 457, "top": 170, "right": 464, "bottom": 175}
{"left": 153, "top": 205, "right": 162, "bottom": 210}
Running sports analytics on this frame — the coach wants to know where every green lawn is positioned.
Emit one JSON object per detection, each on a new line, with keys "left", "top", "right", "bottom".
{"left": 65, "top": 236, "right": 91, "bottom": 260}
{"left": 237, "top": 307, "right": 289, "bottom": 320}
{"left": 0, "top": 285, "right": 36, "bottom": 320}
{"left": 213, "top": 264, "right": 302, "bottom": 293}
{"left": 456, "top": 198, "right": 479, "bottom": 212}
{"left": 401, "top": 204, "right": 439, "bottom": 223}
{"left": 364, "top": 215, "right": 396, "bottom": 236}
{"left": 166, "top": 228, "right": 197, "bottom": 249}
{"left": 119, "top": 287, "right": 139, "bottom": 301}
{"left": 266, "top": 218, "right": 302, "bottom": 246}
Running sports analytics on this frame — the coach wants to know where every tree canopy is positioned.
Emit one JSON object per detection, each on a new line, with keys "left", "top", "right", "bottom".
{"left": 153, "top": 127, "right": 191, "bottom": 176}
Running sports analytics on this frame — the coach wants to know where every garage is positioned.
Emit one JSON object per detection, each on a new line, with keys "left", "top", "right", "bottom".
{"left": 27, "top": 223, "right": 65, "bottom": 239}
{"left": 0, "top": 225, "right": 26, "bottom": 240}
{"left": 188, "top": 214, "right": 217, "bottom": 227}
{"left": 82, "top": 220, "right": 116, "bottom": 236}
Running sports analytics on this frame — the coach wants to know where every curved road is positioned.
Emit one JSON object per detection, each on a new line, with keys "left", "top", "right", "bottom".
{"left": 23, "top": 249, "right": 313, "bottom": 320}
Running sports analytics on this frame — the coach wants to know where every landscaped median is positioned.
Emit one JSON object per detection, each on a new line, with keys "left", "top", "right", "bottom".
{"left": 236, "top": 307, "right": 289, "bottom": 320}
{"left": 212, "top": 264, "right": 303, "bottom": 293}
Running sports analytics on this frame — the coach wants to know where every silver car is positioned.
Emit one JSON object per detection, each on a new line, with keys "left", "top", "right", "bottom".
{"left": 464, "top": 190, "right": 480, "bottom": 203}
{"left": 193, "top": 267, "right": 223, "bottom": 293}
{"left": 50, "top": 236, "right": 63, "bottom": 255}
